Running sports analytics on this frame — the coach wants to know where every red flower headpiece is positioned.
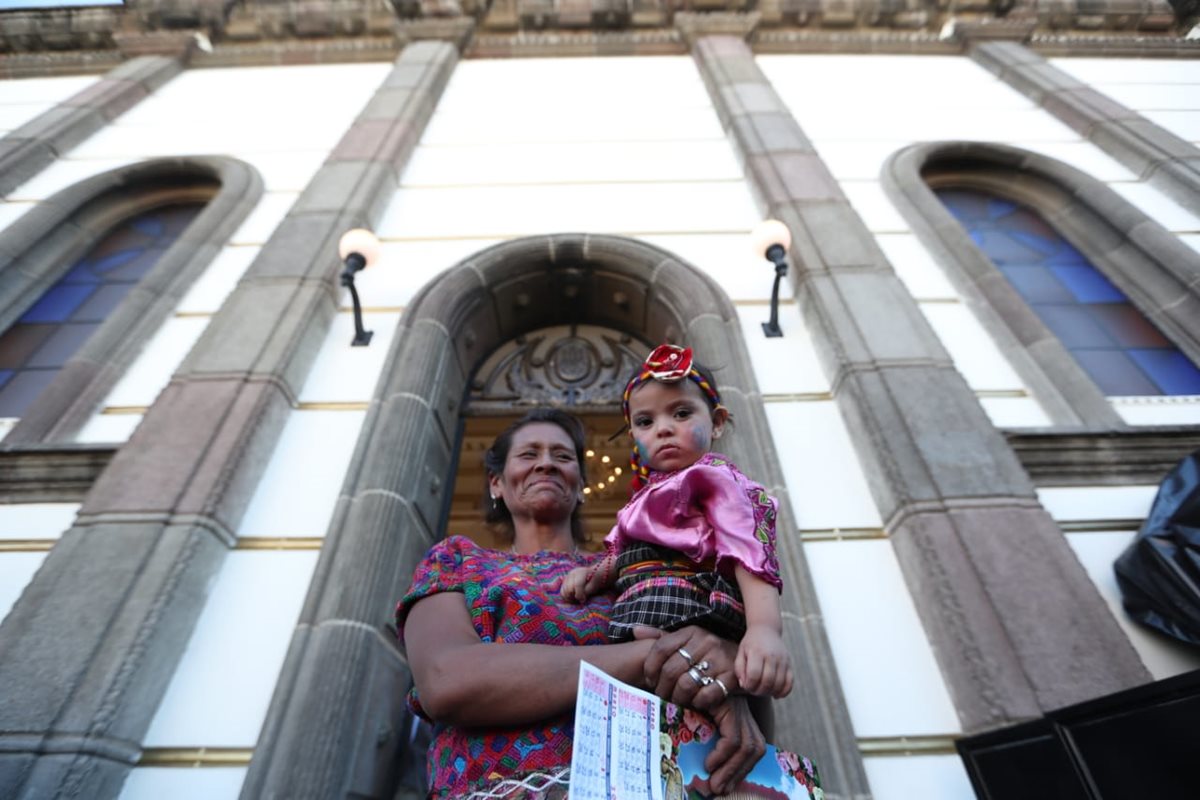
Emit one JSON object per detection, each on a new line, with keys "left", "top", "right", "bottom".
{"left": 622, "top": 344, "right": 725, "bottom": 492}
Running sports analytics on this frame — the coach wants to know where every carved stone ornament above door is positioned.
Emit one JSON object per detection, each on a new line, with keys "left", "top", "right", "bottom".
{"left": 468, "top": 324, "right": 650, "bottom": 415}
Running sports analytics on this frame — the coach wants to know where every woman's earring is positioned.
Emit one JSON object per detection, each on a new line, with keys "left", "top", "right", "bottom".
{"left": 491, "top": 494, "right": 499, "bottom": 511}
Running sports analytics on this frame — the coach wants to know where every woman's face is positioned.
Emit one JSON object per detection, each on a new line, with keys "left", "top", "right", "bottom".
{"left": 490, "top": 422, "right": 583, "bottom": 525}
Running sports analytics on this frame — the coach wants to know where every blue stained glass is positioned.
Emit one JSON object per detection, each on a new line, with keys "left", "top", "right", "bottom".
{"left": 973, "top": 230, "right": 1046, "bottom": 265}
{"left": 19, "top": 284, "right": 96, "bottom": 323}
{"left": 0, "top": 202, "right": 204, "bottom": 418}
{"left": 107, "top": 246, "right": 167, "bottom": 282}
{"left": 0, "top": 369, "right": 58, "bottom": 417}
{"left": 1050, "top": 265, "right": 1126, "bottom": 303}
{"left": 999, "top": 265, "right": 1075, "bottom": 304}
{"left": 61, "top": 262, "right": 103, "bottom": 284}
{"left": 27, "top": 324, "right": 99, "bottom": 368}
{"left": 1073, "top": 350, "right": 1161, "bottom": 396}
{"left": 987, "top": 197, "right": 1018, "bottom": 218}
{"left": 131, "top": 216, "right": 165, "bottom": 238}
{"left": 91, "top": 248, "right": 142, "bottom": 275}
{"left": 1128, "top": 350, "right": 1200, "bottom": 395}
{"left": 1038, "top": 305, "right": 1116, "bottom": 349}
{"left": 1010, "top": 230, "right": 1062, "bottom": 259}
{"left": 1087, "top": 305, "right": 1170, "bottom": 349}
{"left": 937, "top": 186, "right": 1200, "bottom": 397}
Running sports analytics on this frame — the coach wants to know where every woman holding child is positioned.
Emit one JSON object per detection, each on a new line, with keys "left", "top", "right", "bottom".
{"left": 396, "top": 346, "right": 820, "bottom": 799}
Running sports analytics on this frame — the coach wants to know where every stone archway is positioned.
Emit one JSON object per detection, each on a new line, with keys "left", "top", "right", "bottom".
{"left": 243, "top": 233, "right": 862, "bottom": 799}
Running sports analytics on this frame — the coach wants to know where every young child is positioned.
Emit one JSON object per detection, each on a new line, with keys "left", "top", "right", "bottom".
{"left": 562, "top": 344, "right": 792, "bottom": 699}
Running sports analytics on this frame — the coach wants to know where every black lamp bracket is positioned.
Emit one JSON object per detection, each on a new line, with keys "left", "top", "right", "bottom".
{"left": 341, "top": 252, "right": 373, "bottom": 347}
{"left": 761, "top": 243, "right": 789, "bottom": 338}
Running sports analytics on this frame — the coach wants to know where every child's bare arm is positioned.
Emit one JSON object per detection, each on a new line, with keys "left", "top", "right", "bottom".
{"left": 733, "top": 565, "right": 793, "bottom": 698}
{"left": 560, "top": 552, "right": 618, "bottom": 603}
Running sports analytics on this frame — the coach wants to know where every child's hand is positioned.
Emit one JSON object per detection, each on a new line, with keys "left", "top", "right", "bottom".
{"left": 735, "top": 625, "right": 793, "bottom": 698}
{"left": 560, "top": 566, "right": 592, "bottom": 603}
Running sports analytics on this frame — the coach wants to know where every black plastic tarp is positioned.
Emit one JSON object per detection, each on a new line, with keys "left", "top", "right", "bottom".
{"left": 1113, "top": 450, "right": 1200, "bottom": 646}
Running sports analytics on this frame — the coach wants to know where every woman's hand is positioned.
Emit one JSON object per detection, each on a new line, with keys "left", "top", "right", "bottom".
{"left": 701, "top": 696, "right": 767, "bottom": 796}
{"left": 637, "top": 626, "right": 738, "bottom": 713}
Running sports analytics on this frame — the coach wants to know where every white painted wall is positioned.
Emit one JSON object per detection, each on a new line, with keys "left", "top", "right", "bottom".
{"left": 1051, "top": 57, "right": 1200, "bottom": 146}
{"left": 0, "top": 504, "right": 78, "bottom": 624}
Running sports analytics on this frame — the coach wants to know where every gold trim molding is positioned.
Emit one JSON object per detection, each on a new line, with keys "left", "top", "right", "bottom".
{"left": 800, "top": 528, "right": 888, "bottom": 542}
{"left": 859, "top": 735, "right": 959, "bottom": 756}
{"left": 0, "top": 539, "right": 57, "bottom": 552}
{"left": 763, "top": 392, "right": 835, "bottom": 403}
{"left": 294, "top": 402, "right": 370, "bottom": 412}
{"left": 138, "top": 747, "right": 254, "bottom": 767}
{"left": 234, "top": 537, "right": 324, "bottom": 551}
{"left": 1058, "top": 519, "right": 1143, "bottom": 533}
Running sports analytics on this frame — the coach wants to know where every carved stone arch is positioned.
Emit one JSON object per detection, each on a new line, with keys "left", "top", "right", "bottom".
{"left": 245, "top": 233, "right": 864, "bottom": 799}
{"left": 0, "top": 155, "right": 264, "bottom": 445}
{"left": 883, "top": 140, "right": 1200, "bottom": 429}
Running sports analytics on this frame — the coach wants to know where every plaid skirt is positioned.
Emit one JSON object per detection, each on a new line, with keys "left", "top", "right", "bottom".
{"left": 607, "top": 542, "right": 747, "bottom": 643}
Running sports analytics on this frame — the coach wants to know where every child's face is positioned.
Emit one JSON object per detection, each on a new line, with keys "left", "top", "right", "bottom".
{"left": 628, "top": 378, "right": 727, "bottom": 474}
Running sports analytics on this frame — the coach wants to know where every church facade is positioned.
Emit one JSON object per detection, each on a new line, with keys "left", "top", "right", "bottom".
{"left": 1, "top": 1, "right": 1199, "bottom": 798}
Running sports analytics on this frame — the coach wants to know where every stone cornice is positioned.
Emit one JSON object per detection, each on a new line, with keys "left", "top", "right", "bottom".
{"left": 0, "top": 444, "right": 116, "bottom": 503}
{"left": 0, "top": 1, "right": 1192, "bottom": 66}
{"left": 1007, "top": 428, "right": 1200, "bottom": 486}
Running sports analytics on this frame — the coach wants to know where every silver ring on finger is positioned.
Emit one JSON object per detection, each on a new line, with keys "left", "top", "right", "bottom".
{"left": 712, "top": 677, "right": 729, "bottom": 698}
{"left": 699, "top": 675, "right": 714, "bottom": 687}
{"left": 695, "top": 660, "right": 710, "bottom": 673}
{"left": 677, "top": 647, "right": 695, "bottom": 667}
{"left": 687, "top": 666, "right": 705, "bottom": 685}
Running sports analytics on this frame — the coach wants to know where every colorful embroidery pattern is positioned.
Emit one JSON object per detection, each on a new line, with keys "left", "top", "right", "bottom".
{"left": 396, "top": 536, "right": 612, "bottom": 799}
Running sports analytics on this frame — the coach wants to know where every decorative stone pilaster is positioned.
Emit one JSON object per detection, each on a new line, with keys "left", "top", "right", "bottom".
{"left": 0, "top": 41, "right": 457, "bottom": 800}
{"left": 690, "top": 35, "right": 1150, "bottom": 743}
{"left": 970, "top": 39, "right": 1200, "bottom": 218}
{"left": 0, "top": 56, "right": 182, "bottom": 197}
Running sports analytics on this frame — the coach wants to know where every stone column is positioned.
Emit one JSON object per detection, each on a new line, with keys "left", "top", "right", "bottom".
{"left": 0, "top": 41, "right": 456, "bottom": 800}
{"left": 970, "top": 39, "right": 1200, "bottom": 218}
{"left": 0, "top": 56, "right": 182, "bottom": 196}
{"left": 690, "top": 34, "right": 1150, "bottom": 739}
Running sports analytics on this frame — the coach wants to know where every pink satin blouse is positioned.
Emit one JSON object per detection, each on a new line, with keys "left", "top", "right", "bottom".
{"left": 604, "top": 453, "right": 782, "bottom": 589}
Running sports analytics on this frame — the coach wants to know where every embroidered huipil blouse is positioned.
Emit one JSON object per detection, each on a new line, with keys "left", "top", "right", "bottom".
{"left": 395, "top": 535, "right": 611, "bottom": 799}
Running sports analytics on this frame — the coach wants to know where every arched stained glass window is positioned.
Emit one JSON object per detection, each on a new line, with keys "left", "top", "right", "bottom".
{"left": 0, "top": 203, "right": 203, "bottom": 417}
{"left": 937, "top": 188, "right": 1200, "bottom": 397}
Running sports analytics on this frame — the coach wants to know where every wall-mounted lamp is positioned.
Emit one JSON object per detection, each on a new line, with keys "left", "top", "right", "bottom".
{"left": 750, "top": 219, "right": 792, "bottom": 338}
{"left": 338, "top": 228, "right": 380, "bottom": 347}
